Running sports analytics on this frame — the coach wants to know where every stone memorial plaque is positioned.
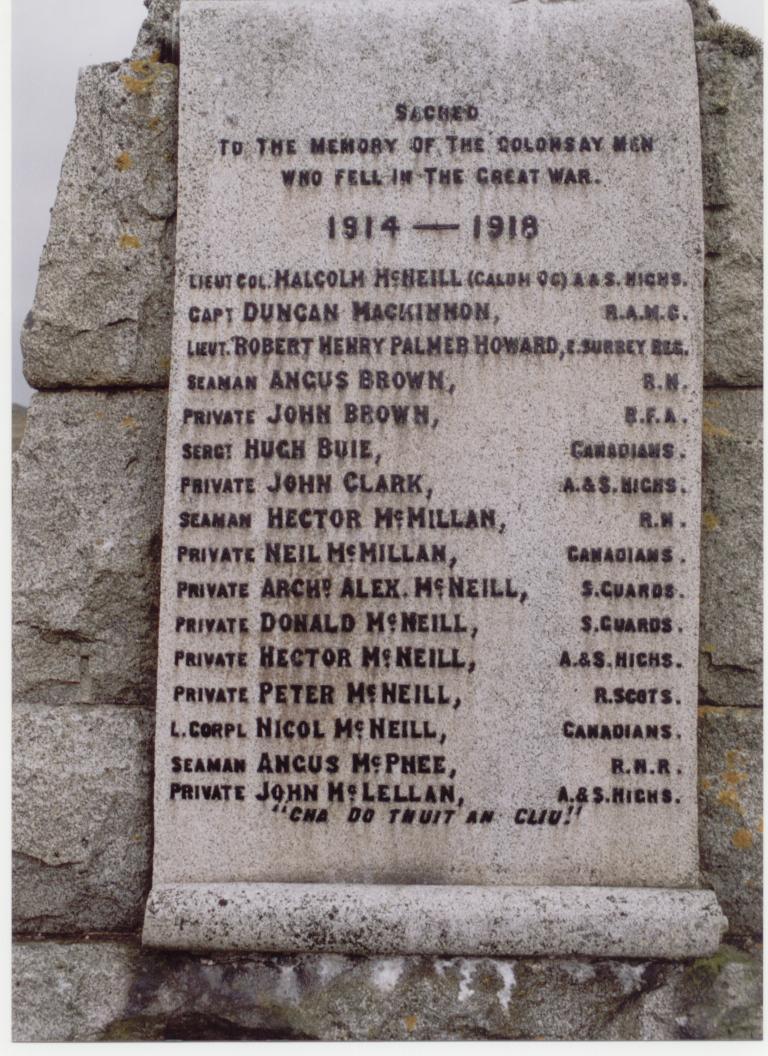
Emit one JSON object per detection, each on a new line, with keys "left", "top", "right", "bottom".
{"left": 144, "top": 0, "right": 726, "bottom": 955}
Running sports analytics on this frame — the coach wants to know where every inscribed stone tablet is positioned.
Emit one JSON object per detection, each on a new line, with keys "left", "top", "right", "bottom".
{"left": 147, "top": 0, "right": 708, "bottom": 932}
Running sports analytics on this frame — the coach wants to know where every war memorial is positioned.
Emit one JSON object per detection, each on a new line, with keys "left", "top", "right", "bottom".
{"left": 12, "top": 0, "right": 762, "bottom": 1040}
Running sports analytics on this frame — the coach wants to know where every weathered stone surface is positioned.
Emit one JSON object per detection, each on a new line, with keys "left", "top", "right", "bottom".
{"left": 697, "top": 38, "right": 762, "bottom": 386}
{"left": 13, "top": 942, "right": 141, "bottom": 1043}
{"left": 143, "top": 883, "right": 726, "bottom": 959}
{"left": 151, "top": 0, "right": 705, "bottom": 927}
{"left": 11, "top": 403, "right": 27, "bottom": 453}
{"left": 12, "top": 939, "right": 762, "bottom": 1041}
{"left": 13, "top": 389, "right": 166, "bottom": 707}
{"left": 665, "top": 942, "right": 763, "bottom": 1040}
{"left": 132, "top": 0, "right": 722, "bottom": 57}
{"left": 698, "top": 706, "right": 763, "bottom": 936}
{"left": 21, "top": 58, "right": 177, "bottom": 388}
{"left": 699, "top": 389, "right": 762, "bottom": 708}
{"left": 696, "top": 17, "right": 763, "bottom": 56}
{"left": 12, "top": 704, "right": 153, "bottom": 934}
{"left": 134, "top": 0, "right": 180, "bottom": 61}
{"left": 688, "top": 1, "right": 719, "bottom": 31}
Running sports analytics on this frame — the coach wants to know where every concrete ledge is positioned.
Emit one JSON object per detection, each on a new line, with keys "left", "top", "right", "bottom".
{"left": 143, "top": 883, "right": 727, "bottom": 959}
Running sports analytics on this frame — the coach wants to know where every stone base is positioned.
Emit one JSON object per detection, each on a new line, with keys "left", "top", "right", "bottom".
{"left": 14, "top": 936, "right": 764, "bottom": 1041}
{"left": 143, "top": 883, "right": 727, "bottom": 959}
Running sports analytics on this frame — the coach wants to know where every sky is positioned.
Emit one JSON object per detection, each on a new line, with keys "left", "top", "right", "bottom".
{"left": 11, "top": 0, "right": 765, "bottom": 405}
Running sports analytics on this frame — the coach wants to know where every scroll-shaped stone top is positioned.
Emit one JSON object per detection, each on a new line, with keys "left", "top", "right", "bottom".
{"left": 145, "top": 0, "right": 721, "bottom": 955}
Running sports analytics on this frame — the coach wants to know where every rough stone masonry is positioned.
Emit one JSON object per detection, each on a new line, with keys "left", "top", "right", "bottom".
{"left": 12, "top": 0, "right": 762, "bottom": 1041}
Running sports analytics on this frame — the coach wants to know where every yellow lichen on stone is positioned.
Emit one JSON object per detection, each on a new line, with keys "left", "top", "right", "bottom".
{"left": 403, "top": 1015, "right": 417, "bottom": 1032}
{"left": 732, "top": 828, "right": 753, "bottom": 849}
{"left": 697, "top": 702, "right": 720, "bottom": 716}
{"left": 121, "top": 416, "right": 138, "bottom": 429}
{"left": 723, "top": 770, "right": 747, "bottom": 786}
{"left": 717, "top": 787, "right": 743, "bottom": 815}
{"left": 723, "top": 752, "right": 748, "bottom": 787}
{"left": 148, "top": 117, "right": 161, "bottom": 129}
{"left": 119, "top": 234, "right": 141, "bottom": 250}
{"left": 115, "top": 152, "right": 133, "bottom": 171}
{"left": 702, "top": 417, "right": 733, "bottom": 439}
{"left": 122, "top": 74, "right": 155, "bottom": 95}
{"left": 702, "top": 511, "right": 719, "bottom": 531}
{"left": 122, "top": 57, "right": 161, "bottom": 95}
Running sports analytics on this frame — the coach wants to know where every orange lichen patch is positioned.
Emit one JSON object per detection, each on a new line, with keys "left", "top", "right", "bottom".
{"left": 122, "top": 56, "right": 162, "bottom": 95}
{"left": 148, "top": 117, "right": 161, "bottom": 129}
{"left": 758, "top": 818, "right": 764, "bottom": 834}
{"left": 699, "top": 777, "right": 712, "bottom": 790}
{"left": 403, "top": 1015, "right": 417, "bottom": 1033}
{"left": 115, "top": 152, "right": 133, "bottom": 171}
{"left": 702, "top": 417, "right": 733, "bottom": 439}
{"left": 732, "top": 828, "right": 753, "bottom": 849}
{"left": 119, "top": 234, "right": 141, "bottom": 250}
{"left": 121, "top": 416, "right": 138, "bottom": 429}
{"left": 122, "top": 74, "right": 155, "bottom": 94}
{"left": 702, "top": 511, "right": 719, "bottom": 531}
{"left": 717, "top": 788, "right": 743, "bottom": 814}
{"left": 697, "top": 703, "right": 720, "bottom": 716}
{"left": 723, "top": 771, "right": 748, "bottom": 786}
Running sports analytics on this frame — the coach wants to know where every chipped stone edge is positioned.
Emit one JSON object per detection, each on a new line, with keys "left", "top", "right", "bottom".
{"left": 143, "top": 883, "right": 727, "bottom": 959}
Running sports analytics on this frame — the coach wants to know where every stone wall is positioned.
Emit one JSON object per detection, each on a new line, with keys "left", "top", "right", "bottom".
{"left": 12, "top": 0, "right": 762, "bottom": 1040}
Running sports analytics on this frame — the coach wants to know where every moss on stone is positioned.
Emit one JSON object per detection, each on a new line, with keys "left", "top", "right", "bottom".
{"left": 690, "top": 944, "right": 753, "bottom": 979}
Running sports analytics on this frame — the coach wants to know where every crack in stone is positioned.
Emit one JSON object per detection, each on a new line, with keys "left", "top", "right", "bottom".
{"left": 69, "top": 318, "right": 138, "bottom": 338}
{"left": 596, "top": 961, "right": 671, "bottom": 1034}
{"left": 700, "top": 653, "right": 758, "bottom": 675}
{"left": 13, "top": 850, "right": 86, "bottom": 869}
{"left": 15, "top": 622, "right": 100, "bottom": 646}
